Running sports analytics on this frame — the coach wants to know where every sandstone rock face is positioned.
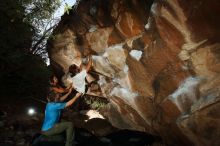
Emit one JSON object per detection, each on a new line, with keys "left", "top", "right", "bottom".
{"left": 47, "top": 0, "right": 220, "bottom": 145}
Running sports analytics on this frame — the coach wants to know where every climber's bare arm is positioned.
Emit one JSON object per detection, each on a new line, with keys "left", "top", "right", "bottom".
{"left": 65, "top": 93, "right": 82, "bottom": 107}
{"left": 66, "top": 84, "right": 73, "bottom": 90}
{"left": 86, "top": 55, "right": 92, "bottom": 72}
{"left": 59, "top": 88, "right": 73, "bottom": 101}
{"left": 52, "top": 86, "right": 69, "bottom": 93}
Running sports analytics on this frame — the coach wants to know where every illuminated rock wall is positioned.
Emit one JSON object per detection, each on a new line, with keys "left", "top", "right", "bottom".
{"left": 47, "top": 0, "right": 220, "bottom": 145}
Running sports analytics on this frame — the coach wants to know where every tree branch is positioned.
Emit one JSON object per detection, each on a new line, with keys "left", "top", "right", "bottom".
{"left": 30, "top": 24, "right": 56, "bottom": 54}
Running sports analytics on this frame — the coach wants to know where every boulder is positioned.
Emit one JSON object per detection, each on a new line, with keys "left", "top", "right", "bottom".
{"left": 47, "top": 0, "right": 220, "bottom": 145}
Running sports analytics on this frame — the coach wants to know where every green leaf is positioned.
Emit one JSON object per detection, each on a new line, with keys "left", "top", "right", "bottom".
{"left": 64, "top": 3, "right": 72, "bottom": 15}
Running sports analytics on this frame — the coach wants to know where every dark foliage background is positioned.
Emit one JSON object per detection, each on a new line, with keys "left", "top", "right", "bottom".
{"left": 0, "top": 0, "right": 60, "bottom": 99}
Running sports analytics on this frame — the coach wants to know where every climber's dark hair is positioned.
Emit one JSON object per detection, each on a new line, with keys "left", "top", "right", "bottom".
{"left": 69, "top": 64, "right": 80, "bottom": 76}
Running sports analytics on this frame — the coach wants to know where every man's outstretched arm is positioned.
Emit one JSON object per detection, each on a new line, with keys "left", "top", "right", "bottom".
{"left": 52, "top": 86, "right": 67, "bottom": 93}
{"left": 59, "top": 88, "right": 73, "bottom": 101}
{"left": 86, "top": 55, "right": 92, "bottom": 72}
{"left": 65, "top": 93, "right": 82, "bottom": 107}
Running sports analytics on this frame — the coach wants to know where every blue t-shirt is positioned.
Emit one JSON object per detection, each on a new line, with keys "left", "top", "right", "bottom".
{"left": 41, "top": 102, "right": 66, "bottom": 131}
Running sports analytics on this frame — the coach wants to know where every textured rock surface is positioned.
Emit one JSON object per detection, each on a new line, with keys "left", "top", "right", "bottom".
{"left": 47, "top": 0, "right": 220, "bottom": 145}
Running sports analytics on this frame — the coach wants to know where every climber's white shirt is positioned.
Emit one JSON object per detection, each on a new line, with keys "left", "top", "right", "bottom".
{"left": 72, "top": 69, "right": 87, "bottom": 94}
